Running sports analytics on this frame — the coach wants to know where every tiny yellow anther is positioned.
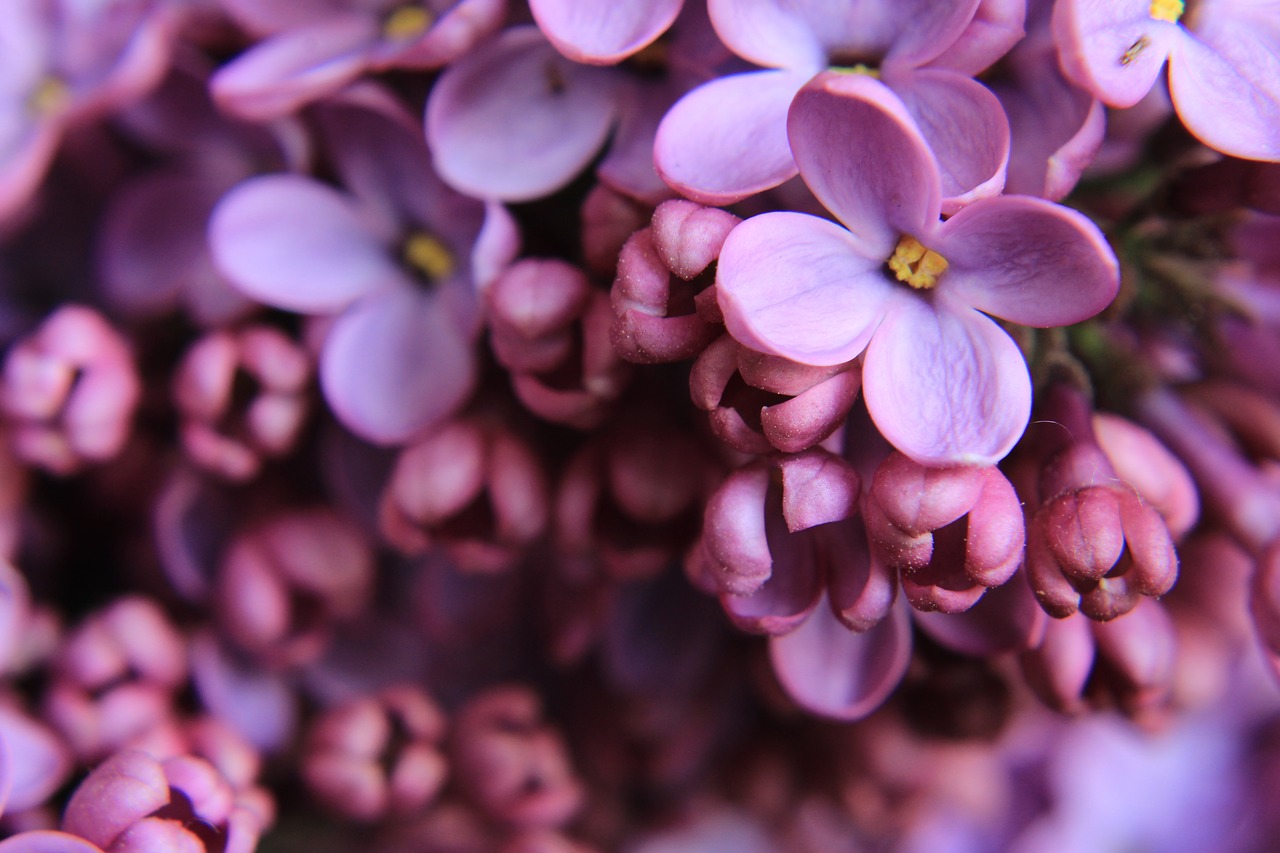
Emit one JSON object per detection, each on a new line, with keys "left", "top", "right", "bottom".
{"left": 888, "top": 235, "right": 948, "bottom": 290}
{"left": 831, "top": 63, "right": 880, "bottom": 79}
{"left": 1149, "top": 0, "right": 1184, "bottom": 23}
{"left": 403, "top": 233, "right": 455, "bottom": 283}
{"left": 383, "top": 6, "right": 433, "bottom": 41}
{"left": 27, "top": 77, "right": 69, "bottom": 117}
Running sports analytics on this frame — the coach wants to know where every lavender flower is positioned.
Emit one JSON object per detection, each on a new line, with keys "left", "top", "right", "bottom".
{"left": 1054, "top": 0, "right": 1280, "bottom": 161}
{"left": 715, "top": 73, "right": 1118, "bottom": 465}
{"left": 210, "top": 92, "right": 517, "bottom": 444}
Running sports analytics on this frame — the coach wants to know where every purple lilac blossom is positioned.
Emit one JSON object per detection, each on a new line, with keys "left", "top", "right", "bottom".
{"left": 212, "top": 0, "right": 506, "bottom": 121}
{"left": 210, "top": 90, "right": 517, "bottom": 444}
{"left": 715, "top": 72, "right": 1119, "bottom": 465}
{"left": 654, "top": 0, "right": 1023, "bottom": 210}
{"left": 1054, "top": 0, "right": 1280, "bottom": 161}
{"left": 0, "top": 0, "right": 179, "bottom": 224}
{"left": 427, "top": 4, "right": 720, "bottom": 204}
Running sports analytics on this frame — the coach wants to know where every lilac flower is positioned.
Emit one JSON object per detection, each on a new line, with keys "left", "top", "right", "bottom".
{"left": 654, "top": 0, "right": 1024, "bottom": 209}
{"left": 715, "top": 73, "right": 1119, "bottom": 466}
{"left": 0, "top": 0, "right": 179, "bottom": 223}
{"left": 212, "top": 0, "right": 506, "bottom": 121}
{"left": 426, "top": 8, "right": 720, "bottom": 204}
{"left": 1054, "top": 0, "right": 1280, "bottom": 161}
{"left": 991, "top": 0, "right": 1106, "bottom": 200}
{"left": 210, "top": 92, "right": 517, "bottom": 444}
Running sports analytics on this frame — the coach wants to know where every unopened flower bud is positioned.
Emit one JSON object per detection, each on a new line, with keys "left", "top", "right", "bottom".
{"left": 865, "top": 453, "right": 1023, "bottom": 614}
{"left": 2, "top": 306, "right": 140, "bottom": 474}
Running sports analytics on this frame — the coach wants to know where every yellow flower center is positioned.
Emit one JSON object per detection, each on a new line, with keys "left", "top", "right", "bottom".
{"left": 382, "top": 6, "right": 434, "bottom": 41}
{"left": 830, "top": 63, "right": 880, "bottom": 79}
{"left": 1149, "top": 0, "right": 1183, "bottom": 23}
{"left": 887, "top": 236, "right": 948, "bottom": 290}
{"left": 402, "top": 233, "right": 455, "bottom": 283}
{"left": 27, "top": 77, "right": 69, "bottom": 117}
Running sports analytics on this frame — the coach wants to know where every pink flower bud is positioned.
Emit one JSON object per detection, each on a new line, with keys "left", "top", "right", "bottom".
{"left": 451, "top": 686, "right": 583, "bottom": 830}
{"left": 2, "top": 306, "right": 140, "bottom": 475}
{"left": 45, "top": 597, "right": 186, "bottom": 762}
{"left": 302, "top": 684, "right": 448, "bottom": 822}
{"left": 173, "top": 325, "right": 311, "bottom": 482}
{"left": 865, "top": 453, "right": 1024, "bottom": 614}
{"left": 610, "top": 202, "right": 734, "bottom": 364}
{"left": 690, "top": 335, "right": 859, "bottom": 454}
{"left": 215, "top": 509, "right": 374, "bottom": 667}
{"left": 380, "top": 418, "right": 549, "bottom": 573}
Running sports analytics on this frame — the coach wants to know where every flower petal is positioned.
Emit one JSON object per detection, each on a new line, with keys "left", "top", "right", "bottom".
{"left": 931, "top": 194, "right": 1119, "bottom": 326}
{"left": 863, "top": 297, "right": 1031, "bottom": 466}
{"left": 426, "top": 26, "right": 619, "bottom": 202}
{"left": 209, "top": 16, "right": 375, "bottom": 121}
{"left": 654, "top": 69, "right": 807, "bottom": 206}
{"left": 716, "top": 212, "right": 893, "bottom": 366}
{"left": 321, "top": 286, "right": 476, "bottom": 445}
{"left": 210, "top": 174, "right": 394, "bottom": 314}
{"left": 788, "top": 72, "right": 940, "bottom": 253}
{"left": 769, "top": 594, "right": 912, "bottom": 721}
{"left": 1052, "top": 0, "right": 1177, "bottom": 108}
{"left": 1169, "top": 10, "right": 1280, "bottom": 161}
{"left": 886, "top": 68, "right": 1009, "bottom": 213}
{"left": 530, "top": 0, "right": 684, "bottom": 64}
{"left": 706, "top": 0, "right": 827, "bottom": 69}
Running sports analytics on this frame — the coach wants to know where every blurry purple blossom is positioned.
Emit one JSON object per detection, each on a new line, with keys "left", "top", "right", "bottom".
{"left": 212, "top": 0, "right": 506, "bottom": 121}
{"left": 210, "top": 91, "right": 517, "bottom": 444}
{"left": 0, "top": 0, "right": 179, "bottom": 224}
{"left": 715, "top": 73, "right": 1118, "bottom": 465}
{"left": 427, "top": 6, "right": 721, "bottom": 204}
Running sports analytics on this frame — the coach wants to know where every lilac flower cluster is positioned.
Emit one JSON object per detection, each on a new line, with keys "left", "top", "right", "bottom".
{"left": 0, "top": 0, "right": 1278, "bottom": 850}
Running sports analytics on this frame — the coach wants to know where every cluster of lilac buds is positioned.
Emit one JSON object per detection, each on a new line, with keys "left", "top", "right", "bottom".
{"left": 2, "top": 0, "right": 1280, "bottom": 849}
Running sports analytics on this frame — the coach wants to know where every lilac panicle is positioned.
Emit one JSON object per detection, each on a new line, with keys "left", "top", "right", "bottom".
{"left": 1054, "top": 0, "right": 1280, "bottom": 161}
{"left": 715, "top": 73, "right": 1119, "bottom": 466}
{"left": 0, "top": 0, "right": 179, "bottom": 224}
{"left": 450, "top": 686, "right": 584, "bottom": 830}
{"left": 214, "top": 508, "right": 374, "bottom": 668}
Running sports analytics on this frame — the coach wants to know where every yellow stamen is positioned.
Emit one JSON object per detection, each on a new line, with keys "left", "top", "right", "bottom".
{"left": 403, "top": 233, "right": 455, "bottom": 282}
{"left": 1149, "top": 0, "right": 1183, "bottom": 23}
{"left": 887, "top": 235, "right": 948, "bottom": 290}
{"left": 383, "top": 6, "right": 433, "bottom": 41}
{"left": 27, "top": 77, "right": 69, "bottom": 117}
{"left": 830, "top": 63, "right": 880, "bottom": 79}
